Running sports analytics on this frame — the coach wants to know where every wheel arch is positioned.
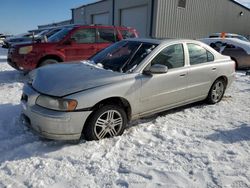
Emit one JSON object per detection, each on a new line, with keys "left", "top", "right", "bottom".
{"left": 37, "top": 55, "right": 64, "bottom": 68}
{"left": 213, "top": 76, "right": 228, "bottom": 88}
{"left": 82, "top": 96, "right": 132, "bottom": 133}
{"left": 91, "top": 97, "right": 132, "bottom": 121}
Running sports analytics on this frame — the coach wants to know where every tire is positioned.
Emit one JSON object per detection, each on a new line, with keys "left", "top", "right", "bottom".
{"left": 84, "top": 105, "right": 127, "bottom": 141}
{"left": 206, "top": 79, "right": 226, "bottom": 104}
{"left": 231, "top": 57, "right": 238, "bottom": 70}
{"left": 39, "top": 59, "right": 58, "bottom": 67}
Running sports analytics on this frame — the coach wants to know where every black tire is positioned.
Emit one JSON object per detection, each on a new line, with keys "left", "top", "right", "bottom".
{"left": 206, "top": 79, "right": 226, "bottom": 104}
{"left": 231, "top": 57, "right": 238, "bottom": 70}
{"left": 84, "top": 105, "right": 127, "bottom": 141}
{"left": 39, "top": 59, "right": 58, "bottom": 67}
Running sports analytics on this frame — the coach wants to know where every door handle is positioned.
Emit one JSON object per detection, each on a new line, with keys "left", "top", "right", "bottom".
{"left": 212, "top": 67, "right": 217, "bottom": 70}
{"left": 179, "top": 74, "right": 186, "bottom": 77}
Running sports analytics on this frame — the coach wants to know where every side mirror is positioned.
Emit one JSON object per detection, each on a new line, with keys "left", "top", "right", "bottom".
{"left": 144, "top": 64, "right": 168, "bottom": 74}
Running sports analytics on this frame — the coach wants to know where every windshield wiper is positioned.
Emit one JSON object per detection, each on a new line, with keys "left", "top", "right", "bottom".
{"left": 119, "top": 43, "right": 142, "bottom": 73}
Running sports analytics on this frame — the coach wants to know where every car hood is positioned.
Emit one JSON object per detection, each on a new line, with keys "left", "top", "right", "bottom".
{"left": 31, "top": 62, "right": 125, "bottom": 97}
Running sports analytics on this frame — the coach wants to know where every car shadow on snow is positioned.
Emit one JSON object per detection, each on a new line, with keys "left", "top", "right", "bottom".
{"left": 0, "top": 103, "right": 76, "bottom": 164}
{"left": 0, "top": 70, "right": 27, "bottom": 84}
{"left": 206, "top": 123, "right": 250, "bottom": 143}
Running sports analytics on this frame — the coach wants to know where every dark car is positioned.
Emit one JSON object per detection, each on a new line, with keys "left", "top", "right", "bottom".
{"left": 201, "top": 38, "right": 250, "bottom": 69}
{"left": 2, "top": 29, "right": 52, "bottom": 49}
{"left": 7, "top": 25, "right": 138, "bottom": 72}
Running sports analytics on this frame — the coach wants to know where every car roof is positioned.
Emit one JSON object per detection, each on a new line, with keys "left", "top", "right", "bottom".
{"left": 124, "top": 38, "right": 205, "bottom": 45}
{"left": 73, "top": 24, "right": 136, "bottom": 30}
{"left": 210, "top": 33, "right": 240, "bottom": 37}
{"left": 201, "top": 37, "right": 250, "bottom": 54}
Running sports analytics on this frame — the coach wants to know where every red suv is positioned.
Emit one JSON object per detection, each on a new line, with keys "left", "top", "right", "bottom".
{"left": 7, "top": 25, "right": 138, "bottom": 71}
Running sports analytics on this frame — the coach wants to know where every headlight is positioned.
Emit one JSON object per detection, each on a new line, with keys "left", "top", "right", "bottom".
{"left": 36, "top": 95, "right": 78, "bottom": 111}
{"left": 19, "top": 46, "right": 33, "bottom": 54}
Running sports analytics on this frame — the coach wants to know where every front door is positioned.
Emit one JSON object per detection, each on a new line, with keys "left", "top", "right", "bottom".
{"left": 139, "top": 43, "right": 188, "bottom": 114}
{"left": 63, "top": 28, "right": 97, "bottom": 61}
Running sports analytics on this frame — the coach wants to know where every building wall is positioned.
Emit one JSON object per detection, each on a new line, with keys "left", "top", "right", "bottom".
{"left": 72, "top": 7, "right": 86, "bottom": 24}
{"left": 114, "top": 0, "right": 153, "bottom": 37}
{"left": 85, "top": 0, "right": 113, "bottom": 24}
{"left": 72, "top": 0, "right": 250, "bottom": 39}
{"left": 73, "top": 0, "right": 113, "bottom": 25}
{"left": 153, "top": 0, "right": 250, "bottom": 39}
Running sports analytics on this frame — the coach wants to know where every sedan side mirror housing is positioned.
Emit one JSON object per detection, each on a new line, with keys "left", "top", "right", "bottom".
{"left": 145, "top": 64, "right": 168, "bottom": 74}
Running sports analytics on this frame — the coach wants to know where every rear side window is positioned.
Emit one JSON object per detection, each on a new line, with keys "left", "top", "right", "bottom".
{"left": 98, "top": 28, "right": 116, "bottom": 43}
{"left": 207, "top": 51, "right": 214, "bottom": 61}
{"left": 120, "top": 30, "right": 136, "bottom": 39}
{"left": 187, "top": 44, "right": 214, "bottom": 65}
{"left": 151, "top": 44, "right": 185, "bottom": 69}
{"left": 71, "top": 28, "right": 96, "bottom": 43}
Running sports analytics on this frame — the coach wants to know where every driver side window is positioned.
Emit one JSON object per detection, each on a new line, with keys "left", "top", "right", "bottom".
{"left": 71, "top": 28, "right": 96, "bottom": 43}
{"left": 151, "top": 44, "right": 184, "bottom": 69}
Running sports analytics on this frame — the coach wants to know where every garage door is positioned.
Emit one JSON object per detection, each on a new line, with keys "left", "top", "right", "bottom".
{"left": 92, "top": 13, "right": 109, "bottom": 25}
{"left": 121, "top": 6, "right": 147, "bottom": 37}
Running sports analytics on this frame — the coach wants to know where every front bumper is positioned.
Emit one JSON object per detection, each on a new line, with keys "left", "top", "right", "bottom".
{"left": 7, "top": 49, "right": 38, "bottom": 71}
{"left": 21, "top": 84, "right": 92, "bottom": 140}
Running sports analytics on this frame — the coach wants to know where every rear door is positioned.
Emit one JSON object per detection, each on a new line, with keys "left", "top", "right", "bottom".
{"left": 186, "top": 43, "right": 217, "bottom": 100}
{"left": 63, "top": 27, "right": 97, "bottom": 61}
{"left": 96, "top": 28, "right": 116, "bottom": 53}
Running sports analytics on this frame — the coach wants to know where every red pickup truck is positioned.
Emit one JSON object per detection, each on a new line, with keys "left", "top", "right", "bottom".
{"left": 7, "top": 25, "right": 138, "bottom": 71}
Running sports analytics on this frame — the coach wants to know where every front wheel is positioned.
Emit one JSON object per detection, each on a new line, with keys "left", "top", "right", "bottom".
{"left": 84, "top": 105, "right": 127, "bottom": 141}
{"left": 39, "top": 59, "right": 58, "bottom": 67}
{"left": 207, "top": 79, "right": 226, "bottom": 104}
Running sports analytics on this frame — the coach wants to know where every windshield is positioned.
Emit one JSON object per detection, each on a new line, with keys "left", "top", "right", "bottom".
{"left": 90, "top": 40, "right": 157, "bottom": 73}
{"left": 48, "top": 27, "right": 73, "bottom": 42}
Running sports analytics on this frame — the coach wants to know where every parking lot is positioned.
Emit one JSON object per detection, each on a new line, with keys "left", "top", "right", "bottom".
{"left": 0, "top": 47, "right": 249, "bottom": 187}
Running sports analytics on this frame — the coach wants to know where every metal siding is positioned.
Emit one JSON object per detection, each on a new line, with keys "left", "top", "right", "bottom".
{"left": 154, "top": 0, "right": 250, "bottom": 38}
{"left": 114, "top": 0, "right": 152, "bottom": 37}
{"left": 73, "top": 7, "right": 86, "bottom": 24}
{"left": 92, "top": 12, "right": 110, "bottom": 24}
{"left": 120, "top": 6, "right": 148, "bottom": 37}
{"left": 73, "top": 0, "right": 112, "bottom": 25}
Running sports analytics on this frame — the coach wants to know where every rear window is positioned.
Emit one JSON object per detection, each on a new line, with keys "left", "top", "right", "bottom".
{"left": 120, "top": 30, "right": 136, "bottom": 39}
{"left": 98, "top": 28, "right": 116, "bottom": 43}
{"left": 187, "top": 43, "right": 214, "bottom": 65}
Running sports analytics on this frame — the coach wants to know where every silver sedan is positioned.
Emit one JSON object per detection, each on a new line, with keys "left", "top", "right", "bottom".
{"left": 21, "top": 39, "right": 235, "bottom": 141}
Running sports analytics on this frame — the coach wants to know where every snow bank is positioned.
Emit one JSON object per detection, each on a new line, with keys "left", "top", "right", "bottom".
{"left": 0, "top": 47, "right": 249, "bottom": 188}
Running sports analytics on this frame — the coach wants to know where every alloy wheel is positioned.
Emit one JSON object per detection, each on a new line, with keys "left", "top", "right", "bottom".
{"left": 94, "top": 110, "right": 123, "bottom": 139}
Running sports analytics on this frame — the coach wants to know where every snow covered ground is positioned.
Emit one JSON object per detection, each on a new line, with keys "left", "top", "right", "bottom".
{"left": 0, "top": 47, "right": 249, "bottom": 188}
